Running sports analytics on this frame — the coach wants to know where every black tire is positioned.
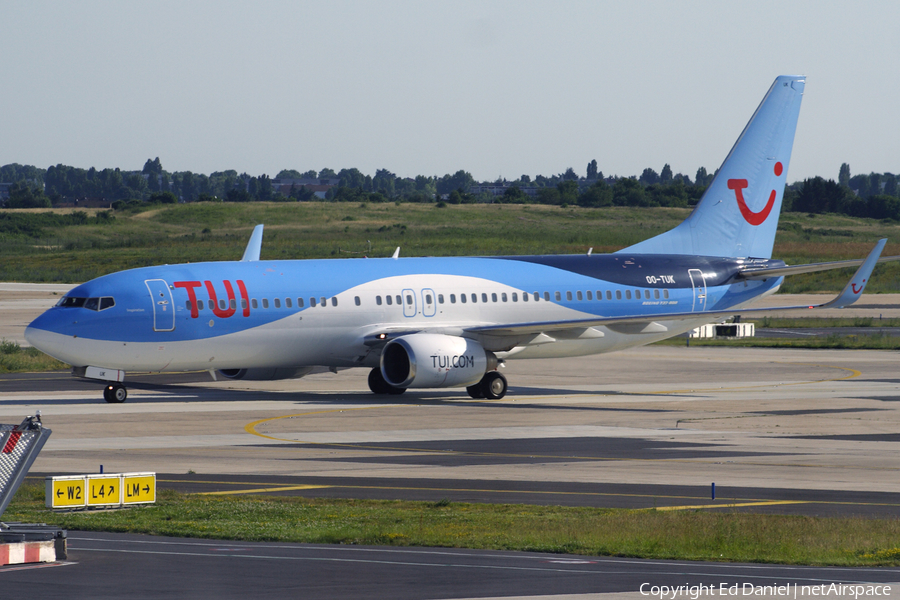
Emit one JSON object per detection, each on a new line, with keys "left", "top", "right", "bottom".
{"left": 479, "top": 371, "right": 507, "bottom": 400}
{"left": 368, "top": 368, "right": 406, "bottom": 395}
{"left": 368, "top": 368, "right": 391, "bottom": 394}
{"left": 466, "top": 384, "right": 484, "bottom": 399}
{"left": 104, "top": 383, "right": 127, "bottom": 403}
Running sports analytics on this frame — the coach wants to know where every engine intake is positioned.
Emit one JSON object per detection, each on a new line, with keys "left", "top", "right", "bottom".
{"left": 381, "top": 333, "right": 496, "bottom": 389}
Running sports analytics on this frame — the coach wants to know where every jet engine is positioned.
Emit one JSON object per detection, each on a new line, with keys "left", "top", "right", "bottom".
{"left": 217, "top": 367, "right": 314, "bottom": 381}
{"left": 381, "top": 333, "right": 497, "bottom": 389}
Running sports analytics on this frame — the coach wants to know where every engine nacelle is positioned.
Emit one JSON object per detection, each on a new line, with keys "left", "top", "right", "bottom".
{"left": 381, "top": 333, "right": 496, "bottom": 389}
{"left": 217, "top": 367, "right": 313, "bottom": 381}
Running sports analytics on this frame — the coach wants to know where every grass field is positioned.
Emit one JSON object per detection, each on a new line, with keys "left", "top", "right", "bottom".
{"left": 2, "top": 203, "right": 900, "bottom": 292}
{"left": 5, "top": 483, "right": 900, "bottom": 566}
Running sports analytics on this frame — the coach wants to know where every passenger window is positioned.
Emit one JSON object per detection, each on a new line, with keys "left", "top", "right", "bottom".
{"left": 331, "top": 297, "right": 338, "bottom": 307}
{"left": 185, "top": 301, "right": 191, "bottom": 310}
{"left": 644, "top": 290, "right": 650, "bottom": 299}
{"left": 544, "top": 292, "right": 550, "bottom": 301}
{"left": 511, "top": 293, "right": 517, "bottom": 302}
{"left": 576, "top": 291, "right": 582, "bottom": 301}
{"left": 501, "top": 293, "right": 507, "bottom": 302}
{"left": 472, "top": 293, "right": 478, "bottom": 303}
{"left": 460, "top": 294, "right": 467, "bottom": 304}
{"left": 241, "top": 299, "right": 247, "bottom": 309}
{"left": 274, "top": 298, "right": 281, "bottom": 308}
{"left": 198, "top": 300, "right": 205, "bottom": 310}
{"left": 616, "top": 290, "right": 622, "bottom": 300}
{"left": 491, "top": 293, "right": 497, "bottom": 302}
{"left": 286, "top": 298, "right": 292, "bottom": 308}
{"left": 555, "top": 291, "right": 561, "bottom": 301}
{"left": 298, "top": 298, "right": 304, "bottom": 307}
{"left": 625, "top": 290, "right": 631, "bottom": 300}
{"left": 376, "top": 296, "right": 382, "bottom": 305}
{"left": 654, "top": 289, "right": 660, "bottom": 299}
{"left": 426, "top": 294, "right": 433, "bottom": 304}
{"left": 310, "top": 297, "right": 317, "bottom": 307}
{"left": 406, "top": 294, "right": 413, "bottom": 305}
{"left": 450, "top": 294, "right": 456, "bottom": 304}
{"left": 321, "top": 297, "right": 327, "bottom": 306}
{"left": 230, "top": 299, "right": 236, "bottom": 309}
{"left": 386, "top": 295, "right": 392, "bottom": 305}
{"left": 522, "top": 293, "right": 528, "bottom": 302}
{"left": 534, "top": 292, "right": 540, "bottom": 301}
{"left": 437, "top": 294, "right": 443, "bottom": 304}
{"left": 664, "top": 289, "right": 669, "bottom": 299}
{"left": 396, "top": 295, "right": 401, "bottom": 305}
{"left": 566, "top": 291, "right": 573, "bottom": 301}
{"left": 262, "top": 299, "right": 269, "bottom": 309}
{"left": 607, "top": 291, "right": 612, "bottom": 300}
{"left": 252, "top": 299, "right": 258, "bottom": 309}
{"left": 586, "top": 291, "right": 592, "bottom": 300}
{"left": 219, "top": 299, "right": 227, "bottom": 310}
{"left": 355, "top": 296, "right": 360, "bottom": 306}
{"left": 482, "top": 293, "right": 488, "bottom": 303}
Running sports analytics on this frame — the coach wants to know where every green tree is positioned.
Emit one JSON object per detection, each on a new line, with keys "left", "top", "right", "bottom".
{"left": 318, "top": 168, "right": 337, "bottom": 179}
{"left": 578, "top": 180, "right": 613, "bottom": 207}
{"left": 639, "top": 168, "right": 659, "bottom": 186}
{"left": 148, "top": 191, "right": 178, "bottom": 204}
{"left": 660, "top": 163, "right": 673, "bottom": 184}
{"left": 5, "top": 182, "right": 51, "bottom": 208}
{"left": 838, "top": 163, "right": 851, "bottom": 187}
{"left": 586, "top": 159, "right": 598, "bottom": 179}
{"left": 276, "top": 169, "right": 303, "bottom": 179}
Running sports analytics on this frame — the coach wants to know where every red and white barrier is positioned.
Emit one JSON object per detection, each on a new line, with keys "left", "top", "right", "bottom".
{"left": 0, "top": 541, "right": 57, "bottom": 566}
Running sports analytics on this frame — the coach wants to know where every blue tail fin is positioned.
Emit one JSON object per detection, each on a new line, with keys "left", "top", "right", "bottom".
{"left": 619, "top": 75, "right": 805, "bottom": 259}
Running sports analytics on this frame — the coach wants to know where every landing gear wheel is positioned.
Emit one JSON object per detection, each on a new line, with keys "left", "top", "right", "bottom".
{"left": 466, "top": 384, "right": 484, "bottom": 399}
{"left": 104, "top": 383, "right": 127, "bottom": 403}
{"left": 479, "top": 371, "right": 507, "bottom": 400}
{"left": 368, "top": 368, "right": 406, "bottom": 395}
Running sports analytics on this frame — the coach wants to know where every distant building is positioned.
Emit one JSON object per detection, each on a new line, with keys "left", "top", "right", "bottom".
{"left": 470, "top": 184, "right": 539, "bottom": 198}
{"left": 271, "top": 178, "right": 338, "bottom": 199}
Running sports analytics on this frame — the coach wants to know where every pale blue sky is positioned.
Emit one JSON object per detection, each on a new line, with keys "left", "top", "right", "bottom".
{"left": 1, "top": 1, "right": 897, "bottom": 183}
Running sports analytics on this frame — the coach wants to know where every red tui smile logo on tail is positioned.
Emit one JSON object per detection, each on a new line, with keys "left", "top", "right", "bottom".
{"left": 728, "top": 162, "right": 783, "bottom": 226}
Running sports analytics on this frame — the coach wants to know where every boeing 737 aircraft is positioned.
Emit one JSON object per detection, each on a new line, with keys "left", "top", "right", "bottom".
{"left": 24, "top": 76, "right": 899, "bottom": 402}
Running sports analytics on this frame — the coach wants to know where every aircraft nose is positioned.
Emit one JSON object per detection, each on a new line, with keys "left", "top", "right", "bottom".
{"left": 25, "top": 310, "right": 75, "bottom": 363}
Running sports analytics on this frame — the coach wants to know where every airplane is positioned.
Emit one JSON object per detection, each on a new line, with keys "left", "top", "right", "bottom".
{"left": 24, "top": 75, "right": 900, "bottom": 403}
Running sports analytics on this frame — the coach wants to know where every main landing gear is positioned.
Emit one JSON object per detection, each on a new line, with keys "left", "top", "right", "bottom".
{"left": 466, "top": 371, "right": 508, "bottom": 400}
{"left": 103, "top": 383, "right": 128, "bottom": 403}
{"left": 367, "top": 368, "right": 406, "bottom": 395}
{"left": 367, "top": 368, "right": 507, "bottom": 400}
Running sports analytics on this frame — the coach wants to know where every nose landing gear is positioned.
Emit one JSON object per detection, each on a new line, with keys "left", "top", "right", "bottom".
{"left": 103, "top": 383, "right": 128, "bottom": 403}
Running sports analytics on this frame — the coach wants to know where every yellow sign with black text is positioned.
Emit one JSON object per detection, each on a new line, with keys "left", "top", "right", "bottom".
{"left": 46, "top": 472, "right": 156, "bottom": 509}
{"left": 46, "top": 477, "right": 86, "bottom": 508}
{"left": 87, "top": 475, "right": 121, "bottom": 506}
{"left": 122, "top": 473, "right": 156, "bottom": 504}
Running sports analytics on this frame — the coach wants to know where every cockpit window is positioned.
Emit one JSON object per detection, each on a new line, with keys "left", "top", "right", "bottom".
{"left": 57, "top": 296, "right": 115, "bottom": 311}
{"left": 57, "top": 297, "right": 86, "bottom": 308}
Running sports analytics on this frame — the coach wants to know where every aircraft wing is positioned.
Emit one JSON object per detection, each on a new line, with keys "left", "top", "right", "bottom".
{"left": 466, "top": 239, "right": 888, "bottom": 338}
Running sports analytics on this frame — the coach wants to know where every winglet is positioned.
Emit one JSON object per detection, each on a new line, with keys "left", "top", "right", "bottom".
{"left": 241, "top": 224, "right": 264, "bottom": 262}
{"left": 392, "top": 247, "right": 400, "bottom": 259}
{"left": 821, "top": 238, "right": 886, "bottom": 308}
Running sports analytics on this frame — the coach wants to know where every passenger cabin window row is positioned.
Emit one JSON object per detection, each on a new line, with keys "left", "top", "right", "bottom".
{"left": 180, "top": 286, "right": 673, "bottom": 315}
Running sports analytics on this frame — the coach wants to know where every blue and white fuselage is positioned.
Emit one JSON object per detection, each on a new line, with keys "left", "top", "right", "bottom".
{"left": 23, "top": 76, "right": 897, "bottom": 403}
{"left": 24, "top": 253, "right": 784, "bottom": 373}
